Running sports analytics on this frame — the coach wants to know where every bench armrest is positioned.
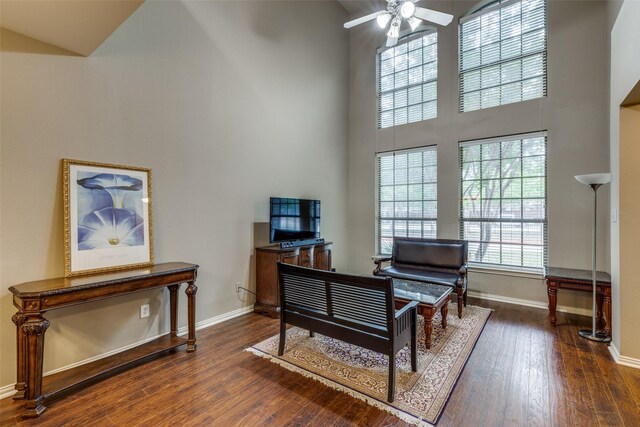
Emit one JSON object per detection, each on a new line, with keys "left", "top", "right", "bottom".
{"left": 372, "top": 256, "right": 392, "bottom": 275}
{"left": 459, "top": 264, "right": 468, "bottom": 276}
{"left": 395, "top": 300, "right": 419, "bottom": 319}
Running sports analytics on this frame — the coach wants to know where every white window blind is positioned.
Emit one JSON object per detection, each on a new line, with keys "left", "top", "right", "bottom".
{"left": 378, "top": 31, "right": 438, "bottom": 129}
{"left": 459, "top": 132, "right": 547, "bottom": 271}
{"left": 459, "top": 0, "right": 547, "bottom": 112}
{"left": 377, "top": 146, "right": 437, "bottom": 255}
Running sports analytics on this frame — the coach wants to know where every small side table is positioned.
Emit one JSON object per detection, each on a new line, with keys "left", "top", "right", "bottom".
{"left": 545, "top": 267, "right": 611, "bottom": 337}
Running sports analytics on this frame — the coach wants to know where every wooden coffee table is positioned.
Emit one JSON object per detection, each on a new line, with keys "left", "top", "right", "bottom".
{"left": 393, "top": 278, "right": 452, "bottom": 350}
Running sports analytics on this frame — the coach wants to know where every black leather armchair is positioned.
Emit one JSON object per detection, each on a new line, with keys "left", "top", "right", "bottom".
{"left": 373, "top": 237, "right": 469, "bottom": 318}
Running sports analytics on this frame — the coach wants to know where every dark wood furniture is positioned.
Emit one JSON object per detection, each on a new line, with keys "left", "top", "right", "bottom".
{"left": 255, "top": 242, "right": 332, "bottom": 317}
{"left": 393, "top": 278, "right": 452, "bottom": 350}
{"left": 277, "top": 262, "right": 418, "bottom": 403}
{"left": 8, "top": 262, "right": 198, "bottom": 419}
{"left": 373, "top": 237, "right": 468, "bottom": 318}
{"left": 545, "top": 267, "right": 612, "bottom": 337}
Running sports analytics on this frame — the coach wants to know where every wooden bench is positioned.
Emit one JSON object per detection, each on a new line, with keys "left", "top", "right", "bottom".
{"left": 277, "top": 263, "right": 418, "bottom": 402}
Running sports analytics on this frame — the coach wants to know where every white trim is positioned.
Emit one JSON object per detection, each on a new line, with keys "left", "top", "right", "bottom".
{"left": 608, "top": 343, "right": 640, "bottom": 370}
{"left": 0, "top": 383, "right": 16, "bottom": 400}
{"left": 467, "top": 290, "right": 592, "bottom": 317}
{"left": 0, "top": 305, "right": 255, "bottom": 396}
{"left": 468, "top": 264, "right": 544, "bottom": 280}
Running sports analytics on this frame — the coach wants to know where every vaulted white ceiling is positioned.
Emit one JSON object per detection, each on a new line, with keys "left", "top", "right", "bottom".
{"left": 0, "top": 0, "right": 143, "bottom": 56}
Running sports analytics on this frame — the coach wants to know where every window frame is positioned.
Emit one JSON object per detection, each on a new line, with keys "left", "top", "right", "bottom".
{"left": 376, "top": 28, "right": 438, "bottom": 129}
{"left": 376, "top": 145, "right": 438, "bottom": 256}
{"left": 458, "top": 0, "right": 548, "bottom": 113}
{"left": 459, "top": 131, "right": 548, "bottom": 272}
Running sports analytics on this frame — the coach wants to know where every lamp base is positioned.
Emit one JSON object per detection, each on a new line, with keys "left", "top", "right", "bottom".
{"left": 578, "top": 329, "right": 611, "bottom": 343}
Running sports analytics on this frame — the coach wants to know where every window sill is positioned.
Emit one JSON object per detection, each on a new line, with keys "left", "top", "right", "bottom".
{"left": 468, "top": 263, "right": 544, "bottom": 280}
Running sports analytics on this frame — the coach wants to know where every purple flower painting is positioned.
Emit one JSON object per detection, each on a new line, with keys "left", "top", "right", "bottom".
{"left": 76, "top": 172, "right": 145, "bottom": 250}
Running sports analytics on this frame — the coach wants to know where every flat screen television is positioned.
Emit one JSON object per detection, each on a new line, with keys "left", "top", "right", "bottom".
{"left": 270, "top": 197, "right": 320, "bottom": 243}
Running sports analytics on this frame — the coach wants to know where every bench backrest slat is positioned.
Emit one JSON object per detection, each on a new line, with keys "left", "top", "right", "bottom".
{"left": 279, "top": 263, "right": 394, "bottom": 337}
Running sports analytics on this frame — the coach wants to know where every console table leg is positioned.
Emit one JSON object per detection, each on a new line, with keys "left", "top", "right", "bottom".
{"left": 22, "top": 316, "right": 49, "bottom": 418}
{"left": 185, "top": 281, "right": 198, "bottom": 352}
{"left": 548, "top": 285, "right": 557, "bottom": 326}
{"left": 596, "top": 293, "right": 604, "bottom": 331}
{"left": 168, "top": 285, "right": 179, "bottom": 337}
{"left": 12, "top": 313, "right": 26, "bottom": 400}
{"left": 604, "top": 293, "right": 612, "bottom": 337}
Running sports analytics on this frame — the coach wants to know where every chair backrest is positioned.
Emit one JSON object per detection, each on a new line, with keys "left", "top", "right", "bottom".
{"left": 392, "top": 237, "right": 468, "bottom": 271}
{"left": 278, "top": 263, "right": 394, "bottom": 336}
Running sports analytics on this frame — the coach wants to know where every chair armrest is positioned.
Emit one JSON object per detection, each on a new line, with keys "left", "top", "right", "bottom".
{"left": 395, "top": 300, "right": 419, "bottom": 319}
{"left": 372, "top": 256, "right": 392, "bottom": 275}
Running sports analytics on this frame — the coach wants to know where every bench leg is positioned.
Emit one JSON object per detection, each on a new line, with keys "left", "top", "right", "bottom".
{"left": 388, "top": 352, "right": 396, "bottom": 403}
{"left": 278, "top": 321, "right": 286, "bottom": 356}
{"left": 411, "top": 309, "right": 417, "bottom": 372}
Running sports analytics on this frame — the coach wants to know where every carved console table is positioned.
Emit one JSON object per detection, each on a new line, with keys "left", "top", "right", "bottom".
{"left": 545, "top": 266, "right": 611, "bottom": 337}
{"left": 9, "top": 262, "right": 199, "bottom": 419}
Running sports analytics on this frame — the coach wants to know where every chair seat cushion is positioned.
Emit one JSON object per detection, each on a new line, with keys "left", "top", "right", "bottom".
{"left": 377, "top": 266, "right": 460, "bottom": 288}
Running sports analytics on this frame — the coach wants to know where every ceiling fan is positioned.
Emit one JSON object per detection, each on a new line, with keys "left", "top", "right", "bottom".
{"left": 343, "top": 0, "right": 454, "bottom": 48}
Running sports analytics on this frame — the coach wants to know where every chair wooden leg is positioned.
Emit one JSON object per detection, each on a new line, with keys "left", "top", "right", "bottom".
{"left": 463, "top": 289, "right": 468, "bottom": 307}
{"left": 388, "top": 352, "right": 396, "bottom": 403}
{"left": 278, "top": 322, "right": 286, "bottom": 356}
{"left": 309, "top": 330, "right": 315, "bottom": 338}
{"left": 457, "top": 289, "right": 463, "bottom": 319}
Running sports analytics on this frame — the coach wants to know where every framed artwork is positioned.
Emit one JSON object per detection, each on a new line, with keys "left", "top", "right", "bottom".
{"left": 63, "top": 159, "right": 153, "bottom": 277}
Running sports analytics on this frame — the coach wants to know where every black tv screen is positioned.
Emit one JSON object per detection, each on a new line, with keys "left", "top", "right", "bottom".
{"left": 270, "top": 197, "right": 320, "bottom": 243}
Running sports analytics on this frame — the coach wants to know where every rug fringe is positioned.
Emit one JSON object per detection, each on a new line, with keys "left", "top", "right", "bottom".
{"left": 244, "top": 347, "right": 433, "bottom": 427}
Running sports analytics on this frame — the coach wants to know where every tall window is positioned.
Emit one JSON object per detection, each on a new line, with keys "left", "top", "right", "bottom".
{"left": 460, "top": 132, "right": 547, "bottom": 271}
{"left": 378, "top": 31, "right": 438, "bottom": 129}
{"left": 459, "top": 0, "right": 547, "bottom": 112}
{"left": 377, "top": 147, "right": 437, "bottom": 254}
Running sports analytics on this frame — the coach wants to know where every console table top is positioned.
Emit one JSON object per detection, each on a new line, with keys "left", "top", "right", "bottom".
{"left": 9, "top": 262, "right": 198, "bottom": 297}
{"left": 544, "top": 266, "right": 611, "bottom": 283}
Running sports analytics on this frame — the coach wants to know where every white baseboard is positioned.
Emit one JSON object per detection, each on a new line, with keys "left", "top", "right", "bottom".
{"left": 0, "top": 383, "right": 16, "bottom": 400}
{"left": 608, "top": 342, "right": 640, "bottom": 369}
{"left": 467, "top": 290, "right": 592, "bottom": 317}
{"left": 0, "top": 305, "right": 255, "bottom": 399}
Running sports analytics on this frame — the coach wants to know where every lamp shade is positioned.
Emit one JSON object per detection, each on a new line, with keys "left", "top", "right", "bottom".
{"left": 575, "top": 173, "right": 611, "bottom": 186}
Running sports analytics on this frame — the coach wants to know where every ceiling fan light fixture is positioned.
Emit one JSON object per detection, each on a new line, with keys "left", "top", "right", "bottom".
{"left": 387, "top": 17, "right": 401, "bottom": 39}
{"left": 400, "top": 1, "right": 416, "bottom": 19}
{"left": 408, "top": 16, "right": 422, "bottom": 31}
{"left": 376, "top": 12, "right": 392, "bottom": 29}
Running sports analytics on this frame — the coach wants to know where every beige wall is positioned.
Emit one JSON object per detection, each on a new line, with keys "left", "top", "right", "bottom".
{"left": 619, "top": 105, "right": 640, "bottom": 358}
{"left": 610, "top": 0, "right": 640, "bottom": 360}
{"left": 0, "top": 0, "right": 349, "bottom": 389}
{"left": 347, "top": 1, "right": 609, "bottom": 312}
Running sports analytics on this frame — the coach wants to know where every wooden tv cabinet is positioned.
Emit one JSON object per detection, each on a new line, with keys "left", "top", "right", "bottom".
{"left": 255, "top": 242, "right": 332, "bottom": 317}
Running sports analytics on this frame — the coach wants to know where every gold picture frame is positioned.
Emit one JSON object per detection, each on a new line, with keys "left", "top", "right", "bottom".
{"left": 63, "top": 159, "right": 154, "bottom": 277}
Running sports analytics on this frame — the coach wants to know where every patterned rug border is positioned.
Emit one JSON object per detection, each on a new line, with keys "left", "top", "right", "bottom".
{"left": 244, "top": 346, "right": 433, "bottom": 426}
{"left": 245, "top": 305, "right": 492, "bottom": 426}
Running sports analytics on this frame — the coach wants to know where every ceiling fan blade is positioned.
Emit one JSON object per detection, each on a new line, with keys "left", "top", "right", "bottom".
{"left": 413, "top": 7, "right": 454, "bottom": 26}
{"left": 344, "top": 10, "right": 386, "bottom": 29}
{"left": 386, "top": 36, "right": 398, "bottom": 47}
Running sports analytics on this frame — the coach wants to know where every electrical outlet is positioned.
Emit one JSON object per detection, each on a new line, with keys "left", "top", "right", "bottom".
{"left": 140, "top": 304, "right": 150, "bottom": 319}
{"left": 236, "top": 282, "right": 241, "bottom": 293}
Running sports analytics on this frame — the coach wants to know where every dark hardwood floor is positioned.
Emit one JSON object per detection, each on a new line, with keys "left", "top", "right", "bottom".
{"left": 2, "top": 298, "right": 640, "bottom": 426}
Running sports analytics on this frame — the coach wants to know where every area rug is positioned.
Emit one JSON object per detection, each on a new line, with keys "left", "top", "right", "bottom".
{"left": 246, "top": 305, "right": 491, "bottom": 426}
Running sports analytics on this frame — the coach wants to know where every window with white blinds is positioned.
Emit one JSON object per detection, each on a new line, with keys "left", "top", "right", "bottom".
{"left": 376, "top": 147, "right": 437, "bottom": 255}
{"left": 378, "top": 31, "right": 438, "bottom": 129}
{"left": 459, "top": 132, "right": 547, "bottom": 271}
{"left": 459, "top": 0, "right": 547, "bottom": 112}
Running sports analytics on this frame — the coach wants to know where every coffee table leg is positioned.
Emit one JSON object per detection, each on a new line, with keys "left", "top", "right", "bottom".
{"left": 424, "top": 314, "right": 434, "bottom": 350}
{"left": 441, "top": 302, "right": 448, "bottom": 329}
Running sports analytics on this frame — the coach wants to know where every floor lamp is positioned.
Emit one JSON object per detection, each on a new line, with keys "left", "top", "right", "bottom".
{"left": 575, "top": 173, "right": 611, "bottom": 343}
